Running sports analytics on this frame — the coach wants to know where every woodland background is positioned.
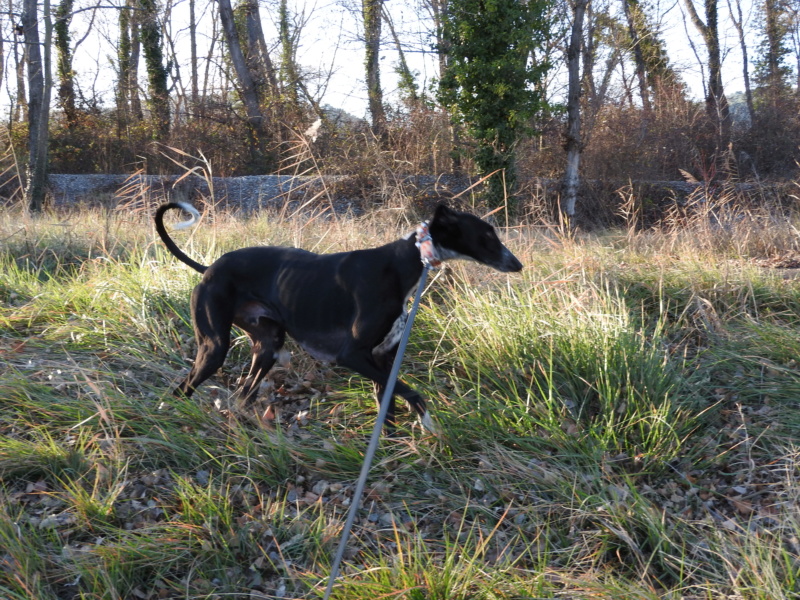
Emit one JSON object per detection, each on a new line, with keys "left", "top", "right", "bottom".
{"left": 2, "top": 0, "right": 800, "bottom": 217}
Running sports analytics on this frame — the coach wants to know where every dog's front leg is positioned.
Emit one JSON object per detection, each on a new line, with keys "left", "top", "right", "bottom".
{"left": 338, "top": 350, "right": 430, "bottom": 436}
{"left": 339, "top": 352, "right": 398, "bottom": 436}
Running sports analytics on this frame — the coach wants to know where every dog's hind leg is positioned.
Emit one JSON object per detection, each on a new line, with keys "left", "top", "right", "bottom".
{"left": 175, "top": 285, "right": 234, "bottom": 399}
{"left": 236, "top": 319, "right": 286, "bottom": 406}
{"left": 176, "top": 332, "right": 232, "bottom": 399}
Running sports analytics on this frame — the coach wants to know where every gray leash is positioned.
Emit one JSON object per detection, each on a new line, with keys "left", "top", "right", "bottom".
{"left": 321, "top": 263, "right": 433, "bottom": 600}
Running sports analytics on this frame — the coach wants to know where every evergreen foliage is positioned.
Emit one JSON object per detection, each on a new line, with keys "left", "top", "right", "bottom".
{"left": 139, "top": 0, "right": 170, "bottom": 138}
{"left": 437, "top": 0, "right": 553, "bottom": 209}
{"left": 53, "top": 0, "right": 76, "bottom": 126}
{"left": 625, "top": 0, "right": 682, "bottom": 95}
{"left": 753, "top": 0, "right": 793, "bottom": 102}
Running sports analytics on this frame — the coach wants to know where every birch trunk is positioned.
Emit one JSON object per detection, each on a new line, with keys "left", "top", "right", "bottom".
{"left": 561, "top": 0, "right": 588, "bottom": 220}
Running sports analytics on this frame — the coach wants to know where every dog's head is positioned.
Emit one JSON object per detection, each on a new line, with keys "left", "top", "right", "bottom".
{"left": 428, "top": 204, "right": 523, "bottom": 273}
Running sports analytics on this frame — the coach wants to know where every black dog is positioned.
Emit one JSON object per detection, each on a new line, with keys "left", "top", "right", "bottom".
{"left": 155, "top": 202, "right": 522, "bottom": 433}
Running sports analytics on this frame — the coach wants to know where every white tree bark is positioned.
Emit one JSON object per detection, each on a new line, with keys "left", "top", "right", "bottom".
{"left": 562, "top": 0, "right": 589, "bottom": 220}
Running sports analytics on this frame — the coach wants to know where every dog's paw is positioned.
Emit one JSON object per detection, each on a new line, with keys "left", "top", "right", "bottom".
{"left": 420, "top": 411, "right": 439, "bottom": 436}
{"left": 274, "top": 349, "right": 292, "bottom": 368}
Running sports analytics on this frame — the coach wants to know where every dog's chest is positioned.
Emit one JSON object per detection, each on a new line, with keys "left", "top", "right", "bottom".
{"left": 371, "top": 283, "right": 418, "bottom": 357}
{"left": 372, "top": 312, "right": 408, "bottom": 357}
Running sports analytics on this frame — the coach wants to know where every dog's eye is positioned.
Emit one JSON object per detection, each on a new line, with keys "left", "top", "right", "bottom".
{"left": 481, "top": 231, "right": 498, "bottom": 248}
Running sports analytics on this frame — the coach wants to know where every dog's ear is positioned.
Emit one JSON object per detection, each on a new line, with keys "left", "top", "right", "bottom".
{"left": 433, "top": 203, "right": 458, "bottom": 223}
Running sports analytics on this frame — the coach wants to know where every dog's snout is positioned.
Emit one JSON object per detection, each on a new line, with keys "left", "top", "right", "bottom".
{"left": 500, "top": 247, "right": 523, "bottom": 272}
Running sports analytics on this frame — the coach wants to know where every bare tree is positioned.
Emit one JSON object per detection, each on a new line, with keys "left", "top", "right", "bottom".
{"left": 190, "top": 0, "right": 199, "bottom": 108}
{"left": 382, "top": 5, "right": 418, "bottom": 103}
{"left": 163, "top": 0, "right": 188, "bottom": 117}
{"left": 218, "top": 0, "right": 270, "bottom": 165}
{"left": 681, "top": 0, "right": 731, "bottom": 154}
{"left": 423, "top": 0, "right": 449, "bottom": 79}
{"left": 218, "top": 0, "right": 263, "bottom": 125}
{"left": 755, "top": 0, "right": 792, "bottom": 105}
{"left": 117, "top": 0, "right": 143, "bottom": 129}
{"left": 201, "top": 5, "right": 220, "bottom": 111}
{"left": 10, "top": 0, "right": 28, "bottom": 122}
{"left": 581, "top": 0, "right": 625, "bottom": 137}
{"left": 422, "top": 0, "right": 462, "bottom": 171}
{"left": 21, "top": 0, "right": 52, "bottom": 212}
{"left": 562, "top": 0, "right": 589, "bottom": 220}
{"left": 727, "top": 0, "right": 755, "bottom": 123}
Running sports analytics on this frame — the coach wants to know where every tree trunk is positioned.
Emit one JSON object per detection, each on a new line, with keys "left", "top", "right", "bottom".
{"left": 117, "top": 1, "right": 143, "bottom": 127}
{"left": 162, "top": 0, "right": 187, "bottom": 117}
{"left": 704, "top": 0, "right": 729, "bottom": 128}
{"left": 139, "top": 0, "right": 170, "bottom": 138}
{"left": 218, "top": 0, "right": 270, "bottom": 168}
{"left": 15, "top": 52, "right": 27, "bottom": 122}
{"left": 581, "top": 3, "right": 623, "bottom": 140}
{"left": 129, "top": 9, "right": 143, "bottom": 120}
{"left": 792, "top": 8, "right": 800, "bottom": 92}
{"left": 363, "top": 0, "right": 386, "bottom": 137}
{"left": 244, "top": 0, "right": 278, "bottom": 97}
{"left": 22, "top": 0, "right": 52, "bottom": 212}
{"left": 245, "top": 0, "right": 283, "bottom": 140}
{"left": 200, "top": 12, "right": 219, "bottom": 113}
{"left": 218, "top": 0, "right": 264, "bottom": 129}
{"left": 189, "top": 0, "right": 199, "bottom": 110}
{"left": 582, "top": 2, "right": 596, "bottom": 102}
{"left": 682, "top": 0, "right": 731, "bottom": 154}
{"left": 11, "top": 0, "right": 28, "bottom": 122}
{"left": 54, "top": 0, "right": 77, "bottom": 127}
{"left": 428, "top": 0, "right": 461, "bottom": 172}
{"left": 562, "top": 0, "right": 588, "bottom": 220}
{"left": 726, "top": 0, "right": 755, "bottom": 124}
{"left": 117, "top": 1, "right": 132, "bottom": 128}
{"left": 0, "top": 20, "right": 4, "bottom": 94}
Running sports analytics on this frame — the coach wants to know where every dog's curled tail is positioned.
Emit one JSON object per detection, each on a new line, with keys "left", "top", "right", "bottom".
{"left": 154, "top": 202, "right": 208, "bottom": 274}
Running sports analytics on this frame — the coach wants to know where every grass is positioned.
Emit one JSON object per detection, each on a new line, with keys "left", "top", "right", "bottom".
{"left": 2, "top": 201, "right": 800, "bottom": 598}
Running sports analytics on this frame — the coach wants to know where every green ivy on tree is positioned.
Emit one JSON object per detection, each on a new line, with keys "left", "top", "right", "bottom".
{"left": 437, "top": 0, "right": 552, "bottom": 209}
